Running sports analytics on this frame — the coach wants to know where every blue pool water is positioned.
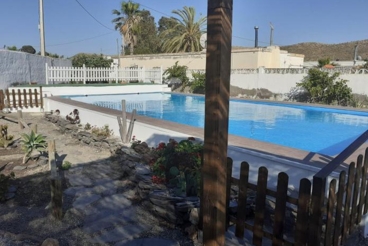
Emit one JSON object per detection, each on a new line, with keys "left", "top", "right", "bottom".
{"left": 68, "top": 93, "right": 368, "bottom": 155}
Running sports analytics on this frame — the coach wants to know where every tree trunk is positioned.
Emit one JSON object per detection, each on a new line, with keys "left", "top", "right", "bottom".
{"left": 129, "top": 44, "right": 134, "bottom": 55}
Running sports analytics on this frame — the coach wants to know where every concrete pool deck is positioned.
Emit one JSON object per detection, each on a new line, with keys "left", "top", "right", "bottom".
{"left": 44, "top": 95, "right": 368, "bottom": 192}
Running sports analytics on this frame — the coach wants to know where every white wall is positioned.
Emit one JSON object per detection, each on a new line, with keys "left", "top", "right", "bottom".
{"left": 231, "top": 71, "right": 368, "bottom": 95}
{"left": 0, "top": 50, "right": 71, "bottom": 90}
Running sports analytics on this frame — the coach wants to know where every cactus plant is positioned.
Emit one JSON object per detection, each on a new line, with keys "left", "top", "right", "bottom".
{"left": 20, "top": 131, "right": 47, "bottom": 164}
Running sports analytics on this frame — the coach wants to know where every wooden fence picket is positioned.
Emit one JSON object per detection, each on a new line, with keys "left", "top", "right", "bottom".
{"left": 342, "top": 163, "right": 356, "bottom": 240}
{"left": 235, "top": 161, "right": 249, "bottom": 238}
{"left": 325, "top": 179, "right": 337, "bottom": 246}
{"left": 253, "top": 166, "right": 268, "bottom": 246}
{"left": 351, "top": 156, "right": 363, "bottom": 231}
{"left": 272, "top": 172, "right": 289, "bottom": 246}
{"left": 333, "top": 171, "right": 346, "bottom": 246}
{"left": 295, "top": 178, "right": 311, "bottom": 245}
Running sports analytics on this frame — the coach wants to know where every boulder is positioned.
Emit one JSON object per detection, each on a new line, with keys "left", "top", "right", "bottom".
{"left": 41, "top": 238, "right": 59, "bottom": 246}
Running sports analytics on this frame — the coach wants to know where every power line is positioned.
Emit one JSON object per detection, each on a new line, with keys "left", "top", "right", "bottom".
{"left": 74, "top": 0, "right": 115, "bottom": 31}
{"left": 136, "top": 1, "right": 279, "bottom": 46}
{"left": 42, "top": 32, "right": 115, "bottom": 47}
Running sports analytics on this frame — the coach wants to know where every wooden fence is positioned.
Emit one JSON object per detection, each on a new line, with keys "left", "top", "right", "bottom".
{"left": 225, "top": 147, "right": 368, "bottom": 245}
{"left": 0, "top": 87, "right": 43, "bottom": 110}
{"left": 45, "top": 63, "right": 163, "bottom": 84}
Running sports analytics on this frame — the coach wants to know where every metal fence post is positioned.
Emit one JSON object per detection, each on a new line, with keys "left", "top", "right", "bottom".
{"left": 45, "top": 63, "right": 49, "bottom": 85}
{"left": 83, "top": 64, "right": 86, "bottom": 84}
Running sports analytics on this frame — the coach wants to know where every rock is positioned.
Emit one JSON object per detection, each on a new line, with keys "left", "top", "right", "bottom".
{"left": 64, "top": 186, "right": 86, "bottom": 197}
{"left": 133, "top": 143, "right": 150, "bottom": 154}
{"left": 5, "top": 193, "right": 15, "bottom": 200}
{"left": 73, "top": 194, "right": 101, "bottom": 210}
{"left": 7, "top": 185, "right": 17, "bottom": 193}
{"left": 28, "top": 163, "right": 39, "bottom": 168}
{"left": 82, "top": 138, "right": 91, "bottom": 145}
{"left": 77, "top": 131, "right": 92, "bottom": 138}
{"left": 189, "top": 208, "right": 199, "bottom": 225}
{"left": 13, "top": 166, "right": 27, "bottom": 171}
{"left": 41, "top": 238, "right": 59, "bottom": 246}
{"left": 116, "top": 238, "right": 180, "bottom": 246}
{"left": 95, "top": 194, "right": 132, "bottom": 210}
{"left": 135, "top": 164, "right": 151, "bottom": 176}
{"left": 67, "top": 174, "right": 93, "bottom": 187}
{"left": 121, "top": 148, "right": 142, "bottom": 161}
{"left": 64, "top": 124, "right": 78, "bottom": 131}
{"left": 141, "top": 154, "right": 154, "bottom": 164}
{"left": 152, "top": 203, "right": 176, "bottom": 224}
{"left": 37, "top": 158, "right": 48, "bottom": 166}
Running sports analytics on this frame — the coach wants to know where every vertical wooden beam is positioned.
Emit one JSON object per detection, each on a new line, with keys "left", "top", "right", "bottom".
{"left": 334, "top": 171, "right": 346, "bottom": 246}
{"left": 50, "top": 177, "right": 63, "bottom": 220}
{"left": 235, "top": 161, "right": 249, "bottom": 238}
{"left": 295, "top": 178, "right": 311, "bottom": 245}
{"left": 17, "top": 110, "right": 23, "bottom": 130}
{"left": 309, "top": 175, "right": 326, "bottom": 246}
{"left": 324, "top": 179, "right": 337, "bottom": 246}
{"left": 31, "top": 124, "right": 38, "bottom": 134}
{"left": 17, "top": 89, "right": 22, "bottom": 108}
{"left": 225, "top": 157, "right": 233, "bottom": 230}
{"left": 121, "top": 100, "right": 127, "bottom": 143}
{"left": 48, "top": 140, "right": 57, "bottom": 178}
{"left": 29, "top": 89, "right": 33, "bottom": 108}
{"left": 202, "top": 0, "right": 233, "bottom": 245}
{"left": 40, "top": 86, "right": 44, "bottom": 110}
{"left": 126, "top": 109, "right": 136, "bottom": 143}
{"left": 23, "top": 89, "right": 28, "bottom": 108}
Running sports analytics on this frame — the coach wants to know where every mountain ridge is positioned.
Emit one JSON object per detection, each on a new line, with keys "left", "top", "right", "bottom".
{"left": 280, "top": 39, "right": 368, "bottom": 61}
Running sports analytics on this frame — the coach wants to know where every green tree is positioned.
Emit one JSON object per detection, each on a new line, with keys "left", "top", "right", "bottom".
{"left": 296, "top": 68, "right": 352, "bottom": 106}
{"left": 20, "top": 45, "right": 36, "bottom": 54}
{"left": 72, "top": 53, "right": 112, "bottom": 68}
{"left": 6, "top": 46, "right": 18, "bottom": 51}
{"left": 160, "top": 6, "right": 206, "bottom": 53}
{"left": 131, "top": 10, "right": 159, "bottom": 55}
{"left": 190, "top": 71, "right": 205, "bottom": 94}
{"left": 112, "top": 1, "right": 141, "bottom": 55}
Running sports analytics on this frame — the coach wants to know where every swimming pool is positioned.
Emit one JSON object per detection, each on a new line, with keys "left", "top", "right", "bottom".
{"left": 67, "top": 93, "right": 368, "bottom": 155}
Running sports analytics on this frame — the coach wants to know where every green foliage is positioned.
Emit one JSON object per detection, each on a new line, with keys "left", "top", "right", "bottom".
{"left": 317, "top": 57, "right": 339, "bottom": 68}
{"left": 20, "top": 131, "right": 47, "bottom": 163}
{"left": 363, "top": 60, "right": 368, "bottom": 69}
{"left": 0, "top": 125, "right": 14, "bottom": 148}
{"left": 61, "top": 161, "right": 72, "bottom": 170}
{"left": 296, "top": 68, "right": 352, "bottom": 106}
{"left": 72, "top": 53, "right": 112, "bottom": 68}
{"left": 20, "top": 45, "right": 36, "bottom": 54}
{"left": 163, "top": 61, "right": 189, "bottom": 85}
{"left": 37, "top": 51, "right": 64, "bottom": 58}
{"left": 6, "top": 45, "right": 18, "bottom": 51}
{"left": 133, "top": 10, "right": 160, "bottom": 55}
{"left": 159, "top": 6, "right": 206, "bottom": 53}
{"left": 91, "top": 125, "right": 113, "bottom": 137}
{"left": 84, "top": 123, "right": 91, "bottom": 130}
{"left": 112, "top": 1, "right": 142, "bottom": 55}
{"left": 150, "top": 138, "right": 203, "bottom": 196}
{"left": 190, "top": 72, "right": 205, "bottom": 94}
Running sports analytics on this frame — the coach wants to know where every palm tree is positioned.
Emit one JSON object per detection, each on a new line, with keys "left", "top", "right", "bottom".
{"left": 112, "top": 1, "right": 141, "bottom": 55}
{"left": 160, "top": 6, "right": 206, "bottom": 53}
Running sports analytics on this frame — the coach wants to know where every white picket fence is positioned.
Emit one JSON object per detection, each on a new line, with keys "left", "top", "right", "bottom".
{"left": 45, "top": 63, "right": 163, "bottom": 84}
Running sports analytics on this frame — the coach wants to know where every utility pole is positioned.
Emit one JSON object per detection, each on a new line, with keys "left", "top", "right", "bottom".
{"left": 39, "top": 0, "right": 46, "bottom": 56}
{"left": 117, "top": 38, "right": 120, "bottom": 68}
{"left": 270, "top": 22, "right": 274, "bottom": 46}
{"left": 202, "top": 0, "right": 233, "bottom": 245}
{"left": 254, "top": 26, "right": 259, "bottom": 48}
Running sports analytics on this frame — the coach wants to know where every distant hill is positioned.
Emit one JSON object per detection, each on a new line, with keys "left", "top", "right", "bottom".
{"left": 281, "top": 40, "right": 368, "bottom": 61}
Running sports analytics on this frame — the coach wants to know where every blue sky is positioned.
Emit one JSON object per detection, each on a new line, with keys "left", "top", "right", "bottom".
{"left": 1, "top": 0, "right": 367, "bottom": 57}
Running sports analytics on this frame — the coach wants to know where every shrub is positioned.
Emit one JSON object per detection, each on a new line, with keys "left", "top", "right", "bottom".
{"left": 163, "top": 61, "right": 189, "bottom": 86}
{"left": 190, "top": 72, "right": 205, "bottom": 94}
{"left": 84, "top": 123, "right": 91, "bottom": 130}
{"left": 293, "top": 68, "right": 352, "bottom": 106}
{"left": 61, "top": 161, "right": 72, "bottom": 170}
{"left": 91, "top": 125, "right": 113, "bottom": 138}
{"left": 20, "top": 45, "right": 36, "bottom": 54}
{"left": 150, "top": 138, "right": 203, "bottom": 196}
{"left": 20, "top": 131, "right": 47, "bottom": 164}
{"left": 72, "top": 53, "right": 112, "bottom": 68}
{"left": 0, "top": 125, "right": 14, "bottom": 148}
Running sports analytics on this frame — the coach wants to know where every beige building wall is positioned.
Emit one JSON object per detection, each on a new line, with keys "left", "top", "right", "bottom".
{"left": 118, "top": 46, "right": 304, "bottom": 70}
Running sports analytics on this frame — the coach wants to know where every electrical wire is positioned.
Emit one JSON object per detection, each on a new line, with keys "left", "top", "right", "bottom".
{"left": 74, "top": 0, "right": 115, "bottom": 31}
{"left": 44, "top": 32, "right": 115, "bottom": 47}
{"left": 136, "top": 1, "right": 279, "bottom": 46}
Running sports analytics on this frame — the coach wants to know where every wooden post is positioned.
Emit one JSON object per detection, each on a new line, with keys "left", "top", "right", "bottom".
{"left": 121, "top": 100, "right": 127, "bottom": 143}
{"left": 50, "top": 177, "right": 63, "bottom": 220}
{"left": 17, "top": 110, "right": 23, "bottom": 130}
{"left": 31, "top": 124, "right": 37, "bottom": 134}
{"left": 40, "top": 86, "right": 44, "bottom": 111}
{"left": 202, "top": 0, "right": 233, "bottom": 245}
{"left": 126, "top": 109, "right": 136, "bottom": 143}
{"left": 48, "top": 140, "right": 57, "bottom": 177}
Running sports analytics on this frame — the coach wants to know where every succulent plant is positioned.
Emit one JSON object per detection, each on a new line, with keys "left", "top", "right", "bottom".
{"left": 20, "top": 131, "right": 47, "bottom": 164}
